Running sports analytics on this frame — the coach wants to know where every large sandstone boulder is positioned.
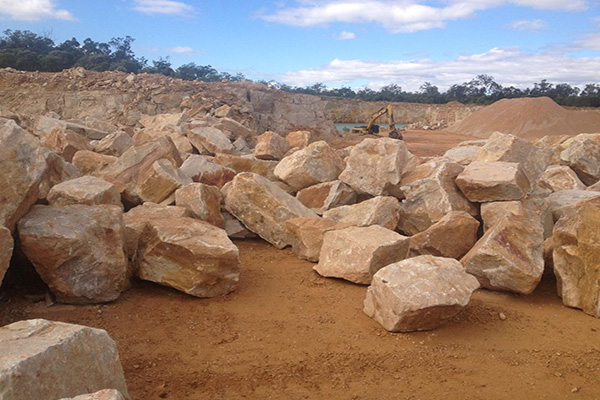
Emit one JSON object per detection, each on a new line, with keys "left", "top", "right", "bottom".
{"left": 223, "top": 172, "right": 317, "bottom": 248}
{"left": 538, "top": 165, "right": 586, "bottom": 192}
{"left": 553, "top": 197, "right": 600, "bottom": 317}
{"left": 0, "top": 319, "right": 129, "bottom": 400}
{"left": 339, "top": 137, "right": 409, "bottom": 196}
{"left": 274, "top": 141, "right": 345, "bottom": 191}
{"left": 546, "top": 189, "right": 600, "bottom": 222}
{"left": 47, "top": 176, "right": 122, "bottom": 208}
{"left": 0, "top": 226, "right": 13, "bottom": 286}
{"left": 139, "top": 112, "right": 186, "bottom": 131}
{"left": 315, "top": 225, "right": 410, "bottom": 284}
{"left": 284, "top": 217, "right": 349, "bottom": 262}
{"left": 461, "top": 214, "right": 544, "bottom": 294}
{"left": 286, "top": 130, "right": 313, "bottom": 148}
{"left": 455, "top": 161, "right": 530, "bottom": 202}
{"left": 61, "top": 389, "right": 126, "bottom": 400}
{"left": 480, "top": 198, "right": 553, "bottom": 239}
{"left": 397, "top": 159, "right": 477, "bottom": 235}
{"left": 18, "top": 205, "right": 129, "bottom": 304}
{"left": 72, "top": 150, "right": 117, "bottom": 177}
{"left": 187, "top": 126, "right": 234, "bottom": 155}
{"left": 363, "top": 255, "right": 480, "bottom": 332}
{"left": 442, "top": 140, "right": 487, "bottom": 165}
{"left": 222, "top": 210, "right": 257, "bottom": 239}
{"left": 212, "top": 153, "right": 278, "bottom": 180}
{"left": 409, "top": 211, "right": 479, "bottom": 259}
{"left": 94, "top": 131, "right": 135, "bottom": 157}
{"left": 296, "top": 180, "right": 357, "bottom": 215}
{"left": 180, "top": 155, "right": 236, "bottom": 188}
{"left": 254, "top": 131, "right": 290, "bottom": 160}
{"left": 559, "top": 133, "right": 600, "bottom": 185}
{"left": 322, "top": 196, "right": 400, "bottom": 230}
{"left": 129, "top": 159, "right": 191, "bottom": 205}
{"left": 137, "top": 217, "right": 240, "bottom": 297}
{"left": 175, "top": 183, "right": 224, "bottom": 228}
{"left": 42, "top": 127, "right": 93, "bottom": 162}
{"left": 34, "top": 116, "right": 109, "bottom": 140}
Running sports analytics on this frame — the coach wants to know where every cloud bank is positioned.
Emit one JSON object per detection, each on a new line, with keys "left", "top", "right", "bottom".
{"left": 0, "top": 0, "right": 76, "bottom": 21}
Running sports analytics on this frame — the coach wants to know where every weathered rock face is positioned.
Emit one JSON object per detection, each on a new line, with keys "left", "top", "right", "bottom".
{"left": 254, "top": 131, "right": 290, "bottom": 160}
{"left": 559, "top": 133, "right": 600, "bottom": 185}
{"left": 442, "top": 140, "right": 487, "bottom": 165}
{"left": 34, "top": 116, "right": 109, "bottom": 140}
{"left": 18, "top": 205, "right": 129, "bottom": 304}
{"left": 397, "top": 159, "right": 477, "bottom": 235}
{"left": 223, "top": 172, "right": 318, "bottom": 248}
{"left": 0, "top": 226, "right": 13, "bottom": 286}
{"left": 274, "top": 141, "right": 345, "bottom": 191}
{"left": 315, "top": 225, "right": 410, "bottom": 284}
{"left": 455, "top": 161, "right": 530, "bottom": 202}
{"left": 42, "top": 127, "right": 93, "bottom": 162}
{"left": 339, "top": 137, "right": 409, "bottom": 196}
{"left": 130, "top": 159, "right": 192, "bottom": 204}
{"left": 94, "top": 131, "right": 135, "bottom": 157}
{"left": 180, "top": 155, "right": 236, "bottom": 188}
{"left": 546, "top": 189, "right": 600, "bottom": 222}
{"left": 461, "top": 214, "right": 544, "bottom": 294}
{"left": 187, "top": 126, "right": 235, "bottom": 155}
{"left": 175, "top": 183, "right": 224, "bottom": 228}
{"left": 0, "top": 319, "right": 129, "bottom": 400}
{"left": 286, "top": 130, "right": 313, "bottom": 148}
{"left": 72, "top": 150, "right": 117, "bottom": 177}
{"left": 296, "top": 180, "right": 357, "bottom": 215}
{"left": 222, "top": 210, "right": 256, "bottom": 239}
{"left": 323, "top": 196, "right": 400, "bottom": 230}
{"left": 60, "top": 389, "right": 126, "bottom": 400}
{"left": 480, "top": 198, "right": 553, "bottom": 239}
{"left": 363, "top": 255, "right": 480, "bottom": 332}
{"left": 409, "top": 211, "right": 480, "bottom": 259}
{"left": 139, "top": 112, "right": 186, "bottom": 131}
{"left": 538, "top": 165, "right": 586, "bottom": 192}
{"left": 137, "top": 217, "right": 240, "bottom": 298}
{"left": 212, "top": 153, "right": 278, "bottom": 180}
{"left": 47, "top": 176, "right": 122, "bottom": 208}
{"left": 284, "top": 217, "right": 349, "bottom": 262}
{"left": 553, "top": 197, "right": 600, "bottom": 317}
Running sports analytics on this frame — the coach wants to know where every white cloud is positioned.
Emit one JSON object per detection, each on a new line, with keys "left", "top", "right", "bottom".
{"left": 573, "top": 32, "right": 600, "bottom": 50}
{"left": 168, "top": 46, "right": 196, "bottom": 54}
{"left": 0, "top": 0, "right": 76, "bottom": 21}
{"left": 334, "top": 31, "right": 356, "bottom": 40}
{"left": 280, "top": 47, "right": 600, "bottom": 90}
{"left": 509, "top": 19, "right": 548, "bottom": 31}
{"left": 132, "top": 0, "right": 195, "bottom": 16}
{"left": 260, "top": 0, "right": 587, "bottom": 33}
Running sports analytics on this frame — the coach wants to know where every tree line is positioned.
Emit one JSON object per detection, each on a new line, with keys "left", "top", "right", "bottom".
{"left": 2, "top": 30, "right": 599, "bottom": 107}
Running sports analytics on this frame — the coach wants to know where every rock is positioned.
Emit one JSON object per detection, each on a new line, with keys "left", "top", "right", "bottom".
{"left": 455, "top": 161, "right": 530, "bottom": 202}
{"left": 180, "top": 154, "right": 236, "bottom": 188}
{"left": 129, "top": 159, "right": 192, "bottom": 204}
{"left": 171, "top": 133, "right": 195, "bottom": 154}
{"left": 214, "top": 105, "right": 232, "bottom": 118}
{"left": 339, "top": 137, "right": 409, "bottom": 196}
{"left": 553, "top": 197, "right": 600, "bottom": 317}
{"left": 18, "top": 205, "right": 129, "bottom": 304}
{"left": 187, "top": 126, "right": 235, "bottom": 155}
{"left": 364, "top": 255, "right": 479, "bottom": 332}
{"left": 315, "top": 225, "right": 410, "bottom": 284}
{"left": 137, "top": 217, "right": 239, "bottom": 297}
{"left": 175, "top": 183, "right": 224, "bottom": 228}
{"left": 481, "top": 198, "right": 553, "bottom": 239}
{"left": 223, "top": 172, "right": 318, "bottom": 248}
{"left": 39, "top": 152, "right": 81, "bottom": 199}
{"left": 296, "top": 180, "right": 357, "bottom": 215}
{"left": 222, "top": 210, "right": 256, "bottom": 239}
{"left": 42, "top": 127, "right": 93, "bottom": 162}
{"left": 538, "top": 166, "right": 586, "bottom": 192}
{"left": 72, "top": 150, "right": 117, "bottom": 177}
{"left": 0, "top": 226, "right": 13, "bottom": 286}
{"left": 47, "top": 176, "right": 122, "bottom": 208}
{"left": 139, "top": 112, "right": 186, "bottom": 130}
{"left": 212, "top": 153, "right": 278, "bottom": 180}
{"left": 214, "top": 117, "right": 255, "bottom": 144}
{"left": 461, "top": 214, "right": 544, "bottom": 294}
{"left": 442, "top": 140, "right": 487, "bottom": 165}
{"left": 284, "top": 217, "right": 349, "bottom": 262}
{"left": 274, "top": 141, "right": 345, "bottom": 191}
{"left": 559, "top": 133, "right": 600, "bottom": 185}
{"left": 409, "top": 211, "right": 480, "bottom": 259}
{"left": 0, "top": 319, "right": 129, "bottom": 400}
{"left": 397, "top": 159, "right": 477, "bottom": 235}
{"left": 543, "top": 237, "right": 554, "bottom": 272}
{"left": 546, "top": 189, "right": 600, "bottom": 222}
{"left": 535, "top": 135, "right": 572, "bottom": 165}
{"left": 254, "top": 131, "right": 290, "bottom": 160}
{"left": 60, "top": 389, "right": 126, "bottom": 400}
{"left": 94, "top": 131, "right": 135, "bottom": 157}
{"left": 286, "top": 130, "right": 313, "bottom": 148}
{"left": 322, "top": 196, "right": 400, "bottom": 230}
{"left": 34, "top": 115, "right": 109, "bottom": 140}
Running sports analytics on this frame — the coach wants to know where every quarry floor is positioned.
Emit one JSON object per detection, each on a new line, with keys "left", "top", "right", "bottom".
{"left": 2, "top": 130, "right": 600, "bottom": 400}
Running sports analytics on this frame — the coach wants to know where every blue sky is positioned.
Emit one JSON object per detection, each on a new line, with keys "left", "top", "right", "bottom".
{"left": 1, "top": 0, "right": 599, "bottom": 90}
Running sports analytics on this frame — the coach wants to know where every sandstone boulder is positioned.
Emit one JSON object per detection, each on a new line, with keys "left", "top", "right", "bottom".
{"left": 0, "top": 319, "right": 129, "bottom": 400}
{"left": 222, "top": 210, "right": 257, "bottom": 239}
{"left": 61, "top": 389, "right": 126, "bottom": 400}
{"left": 323, "top": 196, "right": 400, "bottom": 230}
{"left": 139, "top": 112, "right": 186, "bottom": 131}
{"left": 0, "top": 226, "right": 13, "bottom": 286}
{"left": 180, "top": 155, "right": 236, "bottom": 188}
{"left": 129, "top": 159, "right": 192, "bottom": 204}
{"left": 315, "top": 225, "right": 410, "bottom": 284}
{"left": 296, "top": 180, "right": 357, "bottom": 215}
{"left": 42, "top": 128, "right": 93, "bottom": 162}
{"left": 254, "top": 131, "right": 290, "bottom": 160}
{"left": 455, "top": 161, "right": 530, "bottom": 202}
{"left": 18, "top": 205, "right": 129, "bottom": 304}
{"left": 284, "top": 217, "right": 349, "bottom": 262}
{"left": 47, "top": 176, "right": 122, "bottom": 208}
{"left": 546, "top": 189, "right": 600, "bottom": 222}
{"left": 442, "top": 140, "right": 487, "bottom": 165}
{"left": 363, "top": 255, "right": 480, "bottom": 332}
{"left": 538, "top": 165, "right": 586, "bottom": 192}
{"left": 223, "top": 172, "right": 318, "bottom": 248}
{"left": 175, "top": 183, "right": 224, "bottom": 228}
{"left": 213, "top": 153, "right": 278, "bottom": 180}
{"left": 559, "top": 133, "right": 600, "bottom": 185}
{"left": 94, "top": 131, "right": 135, "bottom": 157}
{"left": 137, "top": 217, "right": 239, "bottom": 297}
{"left": 480, "top": 198, "right": 553, "bottom": 239}
{"left": 34, "top": 116, "right": 109, "bottom": 140}
{"left": 187, "top": 126, "right": 234, "bottom": 155}
{"left": 72, "top": 150, "right": 117, "bottom": 177}
{"left": 286, "top": 130, "right": 313, "bottom": 148}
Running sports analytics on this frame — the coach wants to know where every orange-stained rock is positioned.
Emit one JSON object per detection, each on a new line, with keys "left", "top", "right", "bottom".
{"left": 559, "top": 133, "right": 600, "bottom": 185}
{"left": 254, "top": 131, "right": 290, "bottom": 160}
{"left": 187, "top": 126, "right": 234, "bottom": 155}
{"left": 212, "top": 153, "right": 278, "bottom": 180}
{"left": 47, "top": 176, "right": 122, "bottom": 209}
{"left": 128, "top": 159, "right": 191, "bottom": 205}
{"left": 323, "top": 196, "right": 400, "bottom": 230}
{"left": 296, "top": 180, "right": 357, "bottom": 215}
{"left": 284, "top": 217, "right": 349, "bottom": 262}
{"left": 72, "top": 151, "right": 117, "bottom": 177}
{"left": 480, "top": 198, "right": 553, "bottom": 239}
{"left": 545, "top": 189, "right": 600, "bottom": 222}
{"left": 455, "top": 161, "right": 530, "bottom": 202}
{"left": 180, "top": 155, "right": 236, "bottom": 188}
{"left": 175, "top": 183, "right": 224, "bottom": 228}
{"left": 94, "top": 131, "right": 135, "bottom": 157}
{"left": 538, "top": 165, "right": 586, "bottom": 192}
{"left": 286, "top": 130, "right": 313, "bottom": 148}
{"left": 42, "top": 128, "right": 92, "bottom": 162}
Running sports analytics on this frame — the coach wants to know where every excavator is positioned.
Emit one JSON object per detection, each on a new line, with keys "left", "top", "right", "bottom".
{"left": 351, "top": 104, "right": 403, "bottom": 139}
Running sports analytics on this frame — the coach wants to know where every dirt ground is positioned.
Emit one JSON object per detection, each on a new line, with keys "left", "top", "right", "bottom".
{"left": 2, "top": 130, "right": 600, "bottom": 400}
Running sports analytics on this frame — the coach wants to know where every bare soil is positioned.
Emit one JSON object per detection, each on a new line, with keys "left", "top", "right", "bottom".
{"left": 2, "top": 130, "right": 600, "bottom": 400}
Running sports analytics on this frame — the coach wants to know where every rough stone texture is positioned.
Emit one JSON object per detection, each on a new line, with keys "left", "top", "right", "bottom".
{"left": 296, "top": 180, "right": 358, "bottom": 215}
{"left": 223, "top": 172, "right": 318, "bottom": 248}
{"left": 315, "top": 225, "right": 410, "bottom": 284}
{"left": 0, "top": 319, "right": 129, "bottom": 400}
{"left": 187, "top": 126, "right": 235, "bottom": 155}
{"left": 535, "top": 134, "right": 571, "bottom": 165}
{"left": 34, "top": 116, "right": 109, "bottom": 140}
{"left": 455, "top": 161, "right": 530, "bottom": 202}
{"left": 546, "top": 189, "right": 600, "bottom": 222}
{"left": 179, "top": 155, "right": 236, "bottom": 188}
{"left": 42, "top": 127, "right": 93, "bottom": 162}
{"left": 409, "top": 211, "right": 480, "bottom": 259}
{"left": 47, "top": 176, "right": 122, "bottom": 208}
{"left": 397, "top": 159, "right": 477, "bottom": 235}
{"left": 559, "top": 133, "right": 600, "bottom": 185}
{"left": 212, "top": 153, "right": 278, "bottom": 181}
{"left": 442, "top": 140, "right": 487, "bottom": 165}
{"left": 322, "top": 196, "right": 401, "bottom": 230}
{"left": 60, "top": 389, "right": 126, "bottom": 400}
{"left": 284, "top": 217, "right": 349, "bottom": 262}
{"left": 94, "top": 131, "right": 135, "bottom": 157}
{"left": 137, "top": 217, "right": 240, "bottom": 298}
{"left": 18, "top": 205, "right": 129, "bottom": 304}
{"left": 538, "top": 165, "right": 586, "bottom": 193}
{"left": 222, "top": 210, "right": 257, "bottom": 239}
{"left": 129, "top": 159, "right": 192, "bottom": 204}
{"left": 274, "top": 141, "right": 345, "bottom": 191}
{"left": 139, "top": 112, "right": 186, "bottom": 131}
{"left": 481, "top": 198, "right": 554, "bottom": 239}
{"left": 72, "top": 150, "right": 117, "bottom": 177}
{"left": 339, "top": 138, "right": 409, "bottom": 196}
{"left": 232, "top": 137, "right": 251, "bottom": 154}
{"left": 0, "top": 226, "right": 13, "bottom": 286}
{"left": 286, "top": 130, "right": 313, "bottom": 148}
{"left": 553, "top": 197, "right": 600, "bottom": 317}
{"left": 254, "top": 131, "right": 290, "bottom": 161}
{"left": 461, "top": 214, "right": 544, "bottom": 294}
{"left": 175, "top": 183, "right": 224, "bottom": 228}
{"left": 363, "top": 255, "right": 480, "bottom": 332}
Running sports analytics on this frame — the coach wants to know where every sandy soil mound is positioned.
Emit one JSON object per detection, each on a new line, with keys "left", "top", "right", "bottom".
{"left": 445, "top": 97, "right": 600, "bottom": 140}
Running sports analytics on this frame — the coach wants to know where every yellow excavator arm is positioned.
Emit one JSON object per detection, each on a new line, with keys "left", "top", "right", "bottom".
{"left": 351, "top": 104, "right": 402, "bottom": 139}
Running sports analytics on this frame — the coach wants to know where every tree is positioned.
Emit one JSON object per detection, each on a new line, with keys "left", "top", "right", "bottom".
{"left": 144, "top": 56, "right": 174, "bottom": 76}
